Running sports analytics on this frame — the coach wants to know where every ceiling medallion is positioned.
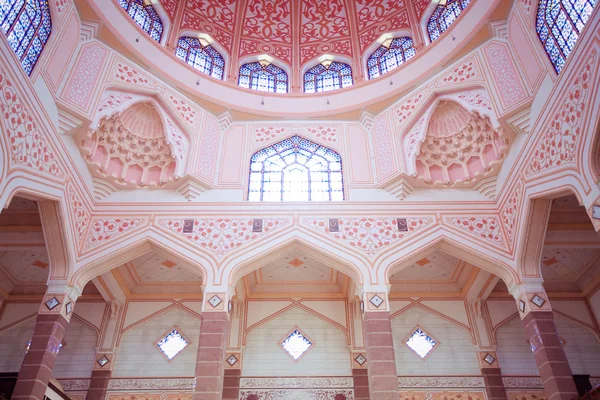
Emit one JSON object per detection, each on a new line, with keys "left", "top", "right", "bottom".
{"left": 209, "top": 295, "right": 223, "bottom": 308}
{"left": 288, "top": 258, "right": 304, "bottom": 267}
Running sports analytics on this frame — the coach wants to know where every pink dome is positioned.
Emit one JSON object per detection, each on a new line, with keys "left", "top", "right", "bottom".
{"left": 120, "top": 102, "right": 163, "bottom": 139}
{"left": 426, "top": 101, "right": 471, "bottom": 138}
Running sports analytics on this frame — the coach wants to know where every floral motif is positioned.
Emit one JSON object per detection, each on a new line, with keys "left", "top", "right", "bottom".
{"left": 483, "top": 42, "right": 527, "bottom": 109}
{"left": 399, "top": 391, "right": 486, "bottom": 400}
{"left": 0, "top": 66, "right": 64, "bottom": 178}
{"left": 300, "top": 0, "right": 351, "bottom": 62}
{"left": 372, "top": 114, "right": 397, "bottom": 181}
{"left": 355, "top": 0, "right": 410, "bottom": 50}
{"left": 157, "top": 218, "right": 291, "bottom": 258}
{"left": 440, "top": 59, "right": 480, "bottom": 85}
{"left": 397, "top": 376, "right": 485, "bottom": 388}
{"left": 394, "top": 92, "right": 428, "bottom": 127}
{"left": 113, "top": 61, "right": 152, "bottom": 87}
{"left": 500, "top": 182, "right": 523, "bottom": 246}
{"left": 107, "top": 378, "right": 193, "bottom": 390}
{"left": 57, "top": 379, "right": 90, "bottom": 391}
{"left": 507, "top": 392, "right": 547, "bottom": 400}
{"left": 159, "top": 0, "right": 178, "bottom": 19}
{"left": 196, "top": 115, "right": 220, "bottom": 180}
{"left": 526, "top": 50, "right": 597, "bottom": 176}
{"left": 239, "top": 389, "right": 353, "bottom": 400}
{"left": 86, "top": 218, "right": 146, "bottom": 249}
{"left": 66, "top": 183, "right": 91, "bottom": 245}
{"left": 63, "top": 44, "right": 108, "bottom": 110}
{"left": 166, "top": 119, "right": 186, "bottom": 161}
{"left": 97, "top": 93, "right": 133, "bottom": 112}
{"left": 253, "top": 125, "right": 339, "bottom": 146}
{"left": 405, "top": 117, "right": 426, "bottom": 156}
{"left": 169, "top": 95, "right": 196, "bottom": 125}
{"left": 303, "top": 217, "right": 434, "bottom": 257}
{"left": 55, "top": 0, "right": 69, "bottom": 15}
{"left": 446, "top": 216, "right": 506, "bottom": 247}
{"left": 241, "top": 377, "right": 353, "bottom": 389}
{"left": 457, "top": 91, "right": 493, "bottom": 111}
{"left": 108, "top": 394, "right": 191, "bottom": 400}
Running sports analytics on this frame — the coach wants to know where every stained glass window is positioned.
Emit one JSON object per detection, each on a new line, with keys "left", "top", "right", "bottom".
{"left": 175, "top": 37, "right": 225, "bottom": 80}
{"left": 238, "top": 61, "right": 288, "bottom": 93}
{"left": 536, "top": 0, "right": 597, "bottom": 73}
{"left": 281, "top": 329, "right": 312, "bottom": 360}
{"left": 406, "top": 327, "right": 437, "bottom": 358}
{"left": 0, "top": 0, "right": 52, "bottom": 75}
{"left": 304, "top": 61, "right": 353, "bottom": 93}
{"left": 367, "top": 37, "right": 416, "bottom": 80}
{"left": 156, "top": 328, "right": 188, "bottom": 360}
{"left": 427, "top": 0, "right": 471, "bottom": 42}
{"left": 248, "top": 136, "right": 344, "bottom": 202}
{"left": 117, "top": 0, "right": 163, "bottom": 42}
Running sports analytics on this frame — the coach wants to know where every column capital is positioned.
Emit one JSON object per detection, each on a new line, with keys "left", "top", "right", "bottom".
{"left": 362, "top": 291, "right": 389, "bottom": 313}
{"left": 476, "top": 350, "right": 501, "bottom": 369}
{"left": 39, "top": 285, "right": 81, "bottom": 323}
{"left": 93, "top": 351, "right": 115, "bottom": 372}
{"left": 508, "top": 283, "right": 551, "bottom": 319}
{"left": 202, "top": 290, "right": 233, "bottom": 314}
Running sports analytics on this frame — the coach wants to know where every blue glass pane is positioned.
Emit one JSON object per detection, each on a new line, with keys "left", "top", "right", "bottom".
{"left": 175, "top": 37, "right": 225, "bottom": 80}
{"left": 248, "top": 136, "right": 344, "bottom": 201}
{"left": 238, "top": 62, "right": 288, "bottom": 93}
{"left": 536, "top": 0, "right": 597, "bottom": 73}
{"left": 427, "top": 0, "right": 471, "bottom": 42}
{"left": 118, "top": 0, "right": 163, "bottom": 43}
{"left": 303, "top": 61, "right": 353, "bottom": 93}
{"left": 366, "top": 37, "right": 416, "bottom": 80}
{"left": 0, "top": 0, "right": 51, "bottom": 75}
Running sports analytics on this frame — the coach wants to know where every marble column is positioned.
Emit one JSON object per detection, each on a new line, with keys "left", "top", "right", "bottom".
{"left": 223, "top": 369, "right": 241, "bottom": 400}
{"left": 86, "top": 353, "right": 114, "bottom": 400}
{"left": 12, "top": 290, "right": 78, "bottom": 400}
{"left": 477, "top": 351, "right": 508, "bottom": 400}
{"left": 352, "top": 368, "right": 370, "bottom": 400}
{"left": 363, "top": 292, "right": 398, "bottom": 400}
{"left": 193, "top": 292, "right": 230, "bottom": 400}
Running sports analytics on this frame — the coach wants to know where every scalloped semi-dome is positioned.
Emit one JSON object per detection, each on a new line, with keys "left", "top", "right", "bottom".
{"left": 120, "top": 102, "right": 164, "bottom": 139}
{"left": 426, "top": 100, "right": 472, "bottom": 138}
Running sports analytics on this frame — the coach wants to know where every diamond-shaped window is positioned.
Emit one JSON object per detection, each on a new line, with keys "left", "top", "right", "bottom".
{"left": 156, "top": 327, "right": 189, "bottom": 360}
{"left": 280, "top": 327, "right": 313, "bottom": 360}
{"left": 405, "top": 326, "right": 437, "bottom": 359}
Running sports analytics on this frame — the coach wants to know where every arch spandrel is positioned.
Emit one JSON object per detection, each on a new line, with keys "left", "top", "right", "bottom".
{"left": 71, "top": 230, "right": 215, "bottom": 291}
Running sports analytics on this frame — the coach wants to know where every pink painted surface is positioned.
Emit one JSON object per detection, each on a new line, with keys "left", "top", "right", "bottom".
{"left": 346, "top": 125, "right": 373, "bottom": 184}
{"left": 483, "top": 42, "right": 528, "bottom": 111}
{"left": 219, "top": 125, "right": 245, "bottom": 185}
{"left": 45, "top": 13, "right": 79, "bottom": 89}
{"left": 509, "top": 16, "right": 543, "bottom": 88}
{"left": 196, "top": 115, "right": 220, "bottom": 181}
{"left": 372, "top": 114, "right": 397, "bottom": 182}
{"left": 63, "top": 43, "right": 108, "bottom": 110}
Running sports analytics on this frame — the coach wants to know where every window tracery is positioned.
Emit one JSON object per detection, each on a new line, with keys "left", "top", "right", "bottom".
{"left": 304, "top": 60, "right": 353, "bottom": 93}
{"left": 175, "top": 37, "right": 225, "bottom": 80}
{"left": 427, "top": 0, "right": 471, "bottom": 42}
{"left": 248, "top": 136, "right": 344, "bottom": 202}
{"left": 367, "top": 37, "right": 416, "bottom": 80}
{"left": 117, "top": 0, "right": 163, "bottom": 42}
{"left": 238, "top": 61, "right": 288, "bottom": 94}
{"left": 536, "top": 0, "right": 597, "bottom": 73}
{"left": 0, "top": 0, "right": 52, "bottom": 75}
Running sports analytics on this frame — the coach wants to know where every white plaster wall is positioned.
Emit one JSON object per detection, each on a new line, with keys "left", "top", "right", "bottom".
{"left": 53, "top": 317, "right": 98, "bottom": 378}
{"left": 555, "top": 315, "right": 600, "bottom": 375}
{"left": 496, "top": 315, "right": 539, "bottom": 375}
{"left": 113, "top": 307, "right": 201, "bottom": 377}
{"left": 0, "top": 317, "right": 35, "bottom": 372}
{"left": 391, "top": 307, "right": 480, "bottom": 375}
{"left": 242, "top": 307, "right": 351, "bottom": 376}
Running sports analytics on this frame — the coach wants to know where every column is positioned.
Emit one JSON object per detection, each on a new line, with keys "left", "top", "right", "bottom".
{"left": 362, "top": 292, "right": 398, "bottom": 400}
{"left": 477, "top": 352, "right": 508, "bottom": 400}
{"left": 193, "top": 292, "right": 230, "bottom": 400}
{"left": 12, "top": 288, "right": 79, "bottom": 400}
{"left": 86, "top": 352, "right": 113, "bottom": 400}
{"left": 352, "top": 368, "right": 370, "bottom": 400}
{"left": 512, "top": 287, "right": 578, "bottom": 400}
{"left": 223, "top": 369, "right": 241, "bottom": 400}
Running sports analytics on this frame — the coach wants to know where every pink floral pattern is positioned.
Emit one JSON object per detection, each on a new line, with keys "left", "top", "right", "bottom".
{"left": 0, "top": 66, "right": 64, "bottom": 178}
{"left": 526, "top": 50, "right": 597, "bottom": 176}
{"left": 86, "top": 218, "right": 146, "bottom": 249}
{"left": 440, "top": 58, "right": 480, "bottom": 86}
{"left": 483, "top": 42, "right": 527, "bottom": 110}
{"left": 157, "top": 218, "right": 291, "bottom": 258}
{"left": 169, "top": 95, "right": 196, "bottom": 125}
{"left": 66, "top": 183, "right": 90, "bottom": 245}
{"left": 446, "top": 216, "right": 506, "bottom": 247}
{"left": 62, "top": 44, "right": 108, "bottom": 110}
{"left": 500, "top": 182, "right": 523, "bottom": 247}
{"left": 112, "top": 61, "right": 152, "bottom": 87}
{"left": 253, "top": 125, "right": 339, "bottom": 146}
{"left": 303, "top": 217, "right": 434, "bottom": 258}
{"left": 196, "top": 115, "right": 220, "bottom": 180}
{"left": 372, "top": 114, "right": 397, "bottom": 181}
{"left": 97, "top": 93, "right": 133, "bottom": 112}
{"left": 457, "top": 91, "right": 493, "bottom": 111}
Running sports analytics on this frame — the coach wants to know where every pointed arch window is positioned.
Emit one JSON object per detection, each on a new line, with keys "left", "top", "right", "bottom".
{"left": 367, "top": 37, "right": 416, "bottom": 80}
{"left": 536, "top": 0, "right": 597, "bottom": 73}
{"left": 304, "top": 61, "right": 353, "bottom": 93}
{"left": 427, "top": 0, "right": 471, "bottom": 42}
{"left": 238, "top": 61, "right": 288, "bottom": 93}
{"left": 248, "top": 136, "right": 344, "bottom": 202}
{"left": 117, "top": 0, "right": 163, "bottom": 42}
{"left": 175, "top": 37, "right": 225, "bottom": 80}
{"left": 0, "top": 0, "right": 52, "bottom": 75}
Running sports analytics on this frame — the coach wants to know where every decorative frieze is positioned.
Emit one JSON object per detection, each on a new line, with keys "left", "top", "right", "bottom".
{"left": 502, "top": 377, "right": 544, "bottom": 388}
{"left": 240, "top": 377, "right": 353, "bottom": 389}
{"left": 397, "top": 376, "right": 485, "bottom": 388}
{"left": 239, "top": 389, "right": 354, "bottom": 399}
{"left": 58, "top": 379, "right": 91, "bottom": 391}
{"left": 107, "top": 378, "right": 194, "bottom": 390}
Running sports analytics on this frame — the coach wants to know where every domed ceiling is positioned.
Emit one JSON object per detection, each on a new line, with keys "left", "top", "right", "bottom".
{"left": 159, "top": 0, "right": 431, "bottom": 76}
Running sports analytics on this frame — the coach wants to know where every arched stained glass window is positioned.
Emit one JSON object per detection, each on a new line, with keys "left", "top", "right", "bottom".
{"left": 367, "top": 37, "right": 416, "bottom": 80}
{"left": 238, "top": 61, "right": 288, "bottom": 93}
{"left": 536, "top": 0, "right": 597, "bottom": 73}
{"left": 0, "top": 0, "right": 52, "bottom": 75}
{"left": 427, "top": 0, "right": 471, "bottom": 42}
{"left": 304, "top": 61, "right": 353, "bottom": 93}
{"left": 248, "top": 136, "right": 344, "bottom": 202}
{"left": 117, "top": 0, "right": 163, "bottom": 42}
{"left": 175, "top": 37, "right": 225, "bottom": 80}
